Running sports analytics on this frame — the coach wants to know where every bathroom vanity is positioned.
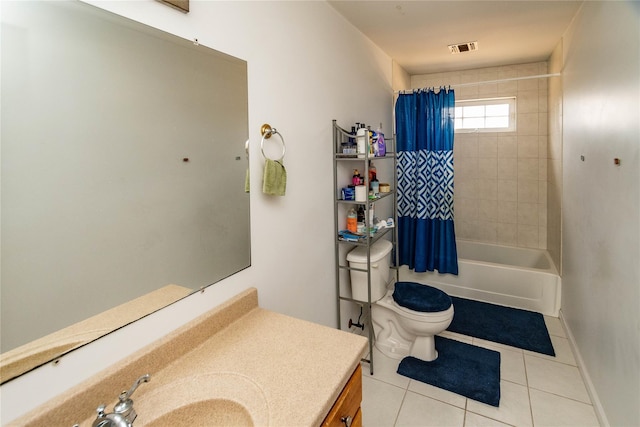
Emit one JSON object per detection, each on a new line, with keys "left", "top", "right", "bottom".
{"left": 8, "top": 288, "right": 367, "bottom": 426}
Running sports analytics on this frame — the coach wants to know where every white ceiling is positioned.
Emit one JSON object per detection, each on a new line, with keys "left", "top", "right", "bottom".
{"left": 328, "top": 1, "right": 583, "bottom": 75}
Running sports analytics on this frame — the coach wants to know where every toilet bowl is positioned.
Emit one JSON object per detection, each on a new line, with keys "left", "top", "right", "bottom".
{"left": 347, "top": 240, "right": 454, "bottom": 362}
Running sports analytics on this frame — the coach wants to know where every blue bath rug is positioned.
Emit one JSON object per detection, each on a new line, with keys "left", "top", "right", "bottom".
{"left": 397, "top": 336, "right": 501, "bottom": 407}
{"left": 448, "top": 297, "right": 555, "bottom": 356}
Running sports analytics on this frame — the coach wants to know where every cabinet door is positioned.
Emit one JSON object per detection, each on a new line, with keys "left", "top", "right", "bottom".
{"left": 322, "top": 364, "right": 362, "bottom": 427}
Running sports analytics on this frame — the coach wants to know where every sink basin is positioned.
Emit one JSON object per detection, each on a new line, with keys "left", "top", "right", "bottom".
{"left": 134, "top": 372, "right": 270, "bottom": 426}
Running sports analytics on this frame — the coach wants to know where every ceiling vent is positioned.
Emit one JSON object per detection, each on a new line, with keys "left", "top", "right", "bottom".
{"left": 448, "top": 41, "right": 479, "bottom": 54}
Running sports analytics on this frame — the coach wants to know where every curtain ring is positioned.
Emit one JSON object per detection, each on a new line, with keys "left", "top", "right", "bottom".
{"left": 260, "top": 124, "right": 285, "bottom": 162}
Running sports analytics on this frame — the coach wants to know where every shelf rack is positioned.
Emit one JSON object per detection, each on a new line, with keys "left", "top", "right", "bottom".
{"left": 332, "top": 120, "right": 398, "bottom": 375}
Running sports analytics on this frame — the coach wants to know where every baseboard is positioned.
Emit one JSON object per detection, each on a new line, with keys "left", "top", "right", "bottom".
{"left": 559, "top": 310, "right": 610, "bottom": 427}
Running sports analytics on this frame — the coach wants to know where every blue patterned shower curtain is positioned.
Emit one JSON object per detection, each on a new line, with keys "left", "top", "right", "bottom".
{"left": 395, "top": 88, "right": 458, "bottom": 275}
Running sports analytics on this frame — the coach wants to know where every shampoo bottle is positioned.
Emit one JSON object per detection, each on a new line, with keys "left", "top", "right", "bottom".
{"left": 376, "top": 123, "right": 386, "bottom": 157}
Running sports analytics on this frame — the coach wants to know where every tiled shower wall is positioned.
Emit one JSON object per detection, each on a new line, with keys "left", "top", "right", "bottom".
{"left": 411, "top": 62, "right": 549, "bottom": 249}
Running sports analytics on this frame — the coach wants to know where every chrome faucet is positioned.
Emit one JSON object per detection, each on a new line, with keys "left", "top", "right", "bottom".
{"left": 91, "top": 374, "right": 150, "bottom": 427}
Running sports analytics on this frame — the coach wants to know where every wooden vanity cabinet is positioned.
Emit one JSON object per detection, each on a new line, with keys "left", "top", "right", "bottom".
{"left": 322, "top": 364, "right": 362, "bottom": 427}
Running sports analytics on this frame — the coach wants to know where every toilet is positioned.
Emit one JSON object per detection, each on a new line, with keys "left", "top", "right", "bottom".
{"left": 347, "top": 240, "right": 454, "bottom": 362}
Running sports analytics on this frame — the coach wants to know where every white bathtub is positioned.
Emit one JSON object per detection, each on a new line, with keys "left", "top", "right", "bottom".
{"left": 399, "top": 240, "right": 561, "bottom": 316}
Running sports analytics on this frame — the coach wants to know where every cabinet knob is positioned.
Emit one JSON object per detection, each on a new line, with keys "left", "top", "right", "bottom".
{"left": 341, "top": 415, "right": 352, "bottom": 427}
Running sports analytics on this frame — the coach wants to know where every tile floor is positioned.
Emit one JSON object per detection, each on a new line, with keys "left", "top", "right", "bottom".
{"left": 359, "top": 316, "right": 601, "bottom": 427}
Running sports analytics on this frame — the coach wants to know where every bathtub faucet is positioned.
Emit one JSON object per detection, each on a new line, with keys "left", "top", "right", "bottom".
{"left": 91, "top": 374, "right": 151, "bottom": 427}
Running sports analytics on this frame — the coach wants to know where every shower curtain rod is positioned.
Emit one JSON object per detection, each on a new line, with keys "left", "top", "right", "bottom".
{"left": 396, "top": 72, "right": 561, "bottom": 93}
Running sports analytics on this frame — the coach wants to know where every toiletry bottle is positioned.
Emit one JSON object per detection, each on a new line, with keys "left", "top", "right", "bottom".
{"left": 356, "top": 124, "right": 367, "bottom": 157}
{"left": 372, "top": 129, "right": 379, "bottom": 156}
{"left": 352, "top": 169, "right": 361, "bottom": 186}
{"left": 369, "top": 202, "right": 375, "bottom": 227}
{"left": 376, "top": 123, "right": 386, "bottom": 157}
{"left": 347, "top": 208, "right": 357, "bottom": 233}
{"left": 371, "top": 176, "right": 379, "bottom": 195}
{"left": 368, "top": 161, "right": 377, "bottom": 184}
{"left": 357, "top": 205, "right": 365, "bottom": 232}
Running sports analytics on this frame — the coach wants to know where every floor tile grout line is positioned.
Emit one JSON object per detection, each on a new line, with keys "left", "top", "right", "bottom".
{"left": 524, "top": 348, "right": 537, "bottom": 427}
{"left": 364, "top": 325, "right": 592, "bottom": 427}
{"left": 464, "top": 408, "right": 519, "bottom": 427}
{"left": 527, "top": 385, "right": 595, "bottom": 406}
{"left": 393, "top": 388, "right": 410, "bottom": 427}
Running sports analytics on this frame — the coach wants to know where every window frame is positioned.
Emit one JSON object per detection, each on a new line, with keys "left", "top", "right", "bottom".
{"left": 454, "top": 96, "right": 517, "bottom": 133}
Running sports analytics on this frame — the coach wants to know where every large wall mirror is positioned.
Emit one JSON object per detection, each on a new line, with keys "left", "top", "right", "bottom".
{"left": 1, "top": 0, "right": 250, "bottom": 383}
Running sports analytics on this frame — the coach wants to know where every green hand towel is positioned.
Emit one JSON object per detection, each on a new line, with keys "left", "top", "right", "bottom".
{"left": 262, "top": 159, "right": 286, "bottom": 196}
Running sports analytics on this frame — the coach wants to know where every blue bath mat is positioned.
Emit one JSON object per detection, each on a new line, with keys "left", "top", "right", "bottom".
{"left": 397, "top": 336, "right": 501, "bottom": 407}
{"left": 448, "top": 297, "right": 555, "bottom": 356}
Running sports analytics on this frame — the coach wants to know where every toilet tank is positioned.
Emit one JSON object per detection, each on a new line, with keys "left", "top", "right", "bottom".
{"left": 346, "top": 239, "right": 394, "bottom": 302}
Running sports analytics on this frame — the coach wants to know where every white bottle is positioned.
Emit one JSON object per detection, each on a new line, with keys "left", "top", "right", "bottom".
{"left": 356, "top": 125, "right": 368, "bottom": 157}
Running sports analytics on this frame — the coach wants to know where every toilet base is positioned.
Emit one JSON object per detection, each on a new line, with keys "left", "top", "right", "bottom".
{"left": 374, "top": 332, "right": 440, "bottom": 361}
{"left": 374, "top": 334, "right": 411, "bottom": 360}
{"left": 410, "top": 335, "right": 438, "bottom": 362}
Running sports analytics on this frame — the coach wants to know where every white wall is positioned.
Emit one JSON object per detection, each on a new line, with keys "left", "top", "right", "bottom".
{"left": 561, "top": 2, "right": 639, "bottom": 426}
{"left": 547, "top": 42, "right": 563, "bottom": 273}
{"left": 0, "top": 1, "right": 394, "bottom": 422}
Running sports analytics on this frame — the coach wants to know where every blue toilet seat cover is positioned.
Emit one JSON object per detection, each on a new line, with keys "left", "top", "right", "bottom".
{"left": 392, "top": 282, "right": 452, "bottom": 313}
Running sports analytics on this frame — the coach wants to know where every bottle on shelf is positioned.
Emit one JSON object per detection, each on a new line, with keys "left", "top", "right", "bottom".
{"left": 368, "top": 161, "right": 377, "bottom": 184}
{"left": 369, "top": 202, "right": 375, "bottom": 227}
{"left": 357, "top": 206, "right": 365, "bottom": 233}
{"left": 376, "top": 123, "right": 386, "bottom": 157}
{"left": 371, "top": 176, "right": 379, "bottom": 195}
{"left": 356, "top": 123, "right": 368, "bottom": 157}
{"left": 347, "top": 207, "right": 357, "bottom": 233}
{"left": 352, "top": 169, "right": 362, "bottom": 186}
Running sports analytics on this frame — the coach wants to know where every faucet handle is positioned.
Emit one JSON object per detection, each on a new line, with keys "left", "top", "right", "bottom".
{"left": 119, "top": 374, "right": 151, "bottom": 402}
{"left": 91, "top": 405, "right": 108, "bottom": 427}
{"left": 113, "top": 374, "right": 150, "bottom": 423}
{"left": 95, "top": 404, "right": 107, "bottom": 418}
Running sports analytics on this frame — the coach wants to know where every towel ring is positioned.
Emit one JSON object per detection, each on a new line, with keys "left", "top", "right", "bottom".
{"left": 260, "top": 123, "right": 285, "bottom": 162}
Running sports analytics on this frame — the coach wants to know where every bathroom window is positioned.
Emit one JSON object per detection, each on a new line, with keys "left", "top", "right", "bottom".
{"left": 455, "top": 97, "right": 516, "bottom": 133}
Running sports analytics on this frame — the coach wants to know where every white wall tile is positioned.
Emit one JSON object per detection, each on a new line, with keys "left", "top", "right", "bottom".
{"left": 498, "top": 179, "right": 518, "bottom": 201}
{"left": 517, "top": 112, "right": 539, "bottom": 135}
{"left": 518, "top": 180, "right": 539, "bottom": 203}
{"left": 478, "top": 179, "right": 498, "bottom": 200}
{"left": 498, "top": 201, "right": 518, "bottom": 223}
{"left": 478, "top": 158, "right": 498, "bottom": 179}
{"left": 517, "top": 90, "right": 539, "bottom": 113}
{"left": 454, "top": 178, "right": 477, "bottom": 199}
{"left": 477, "top": 221, "right": 498, "bottom": 242}
{"left": 518, "top": 158, "right": 539, "bottom": 179}
{"left": 497, "top": 136, "right": 518, "bottom": 158}
{"left": 478, "top": 199, "right": 498, "bottom": 221}
{"left": 415, "top": 61, "right": 550, "bottom": 251}
{"left": 518, "top": 224, "right": 539, "bottom": 247}
{"left": 518, "top": 203, "right": 539, "bottom": 226}
{"left": 497, "top": 223, "right": 518, "bottom": 245}
{"left": 498, "top": 158, "right": 517, "bottom": 179}
{"left": 478, "top": 134, "right": 498, "bottom": 157}
{"left": 518, "top": 136, "right": 539, "bottom": 158}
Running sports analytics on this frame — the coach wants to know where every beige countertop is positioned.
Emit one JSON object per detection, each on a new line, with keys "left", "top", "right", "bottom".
{"left": 10, "top": 287, "right": 368, "bottom": 426}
